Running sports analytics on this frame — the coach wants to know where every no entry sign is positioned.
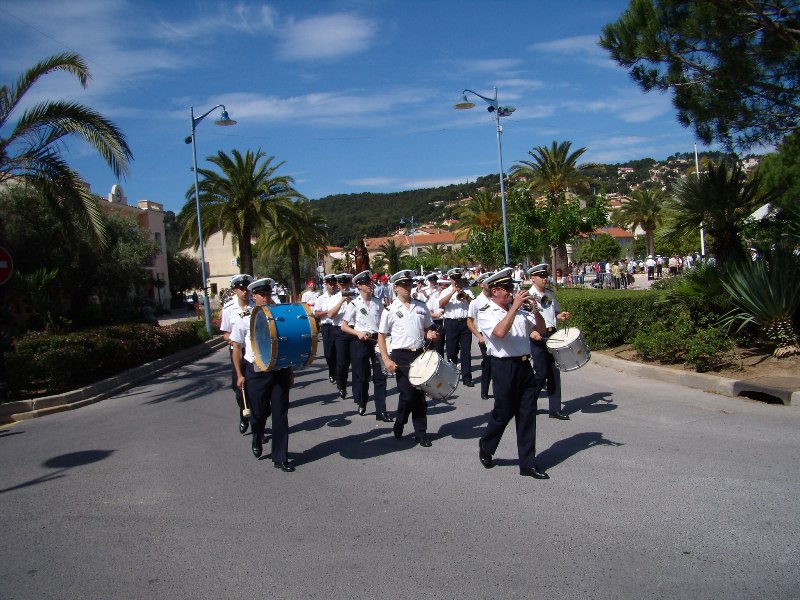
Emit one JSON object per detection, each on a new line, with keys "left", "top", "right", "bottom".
{"left": 0, "top": 246, "right": 13, "bottom": 286}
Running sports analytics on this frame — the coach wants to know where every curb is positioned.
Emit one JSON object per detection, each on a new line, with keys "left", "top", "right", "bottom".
{"left": 592, "top": 351, "right": 799, "bottom": 406}
{"left": 0, "top": 337, "right": 229, "bottom": 424}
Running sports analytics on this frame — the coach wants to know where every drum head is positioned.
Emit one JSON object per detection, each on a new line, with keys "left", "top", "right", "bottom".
{"left": 408, "top": 351, "right": 440, "bottom": 383}
{"left": 546, "top": 327, "right": 581, "bottom": 349}
{"left": 250, "top": 306, "right": 278, "bottom": 371}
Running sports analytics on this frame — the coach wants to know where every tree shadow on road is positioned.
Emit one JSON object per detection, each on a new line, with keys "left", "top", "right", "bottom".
{"left": 141, "top": 361, "right": 229, "bottom": 405}
{"left": 0, "top": 449, "right": 115, "bottom": 495}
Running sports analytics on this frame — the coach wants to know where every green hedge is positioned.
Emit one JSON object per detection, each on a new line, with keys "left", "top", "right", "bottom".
{"left": 554, "top": 288, "right": 689, "bottom": 349}
{"left": 4, "top": 321, "right": 210, "bottom": 400}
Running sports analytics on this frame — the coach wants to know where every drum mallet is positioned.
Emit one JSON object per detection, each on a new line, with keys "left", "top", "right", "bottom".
{"left": 241, "top": 383, "right": 251, "bottom": 418}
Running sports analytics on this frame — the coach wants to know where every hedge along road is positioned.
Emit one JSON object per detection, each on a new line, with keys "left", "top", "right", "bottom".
{"left": 0, "top": 345, "right": 798, "bottom": 599}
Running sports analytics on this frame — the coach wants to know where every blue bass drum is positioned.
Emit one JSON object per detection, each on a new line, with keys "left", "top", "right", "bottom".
{"left": 250, "top": 303, "right": 319, "bottom": 371}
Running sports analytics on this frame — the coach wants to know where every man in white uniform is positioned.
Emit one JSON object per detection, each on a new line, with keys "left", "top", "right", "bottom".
{"left": 220, "top": 273, "right": 254, "bottom": 434}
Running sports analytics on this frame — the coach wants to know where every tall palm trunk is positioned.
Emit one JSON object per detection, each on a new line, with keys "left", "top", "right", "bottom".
{"left": 289, "top": 242, "right": 301, "bottom": 301}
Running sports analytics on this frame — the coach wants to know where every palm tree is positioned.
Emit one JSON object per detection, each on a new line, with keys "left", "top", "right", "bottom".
{"left": 509, "top": 140, "right": 595, "bottom": 207}
{"left": 259, "top": 199, "right": 329, "bottom": 298}
{"left": 509, "top": 140, "right": 597, "bottom": 270}
{"left": 0, "top": 52, "right": 133, "bottom": 245}
{"left": 664, "top": 162, "right": 773, "bottom": 264}
{"left": 376, "top": 238, "right": 406, "bottom": 274}
{"left": 178, "top": 149, "right": 302, "bottom": 276}
{"left": 613, "top": 188, "right": 666, "bottom": 258}
{"left": 418, "top": 243, "right": 448, "bottom": 268}
{"left": 453, "top": 189, "right": 502, "bottom": 238}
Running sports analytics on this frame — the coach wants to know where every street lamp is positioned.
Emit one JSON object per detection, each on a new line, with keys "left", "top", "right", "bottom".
{"left": 400, "top": 216, "right": 417, "bottom": 257}
{"left": 454, "top": 87, "right": 515, "bottom": 266}
{"left": 186, "top": 104, "right": 237, "bottom": 335}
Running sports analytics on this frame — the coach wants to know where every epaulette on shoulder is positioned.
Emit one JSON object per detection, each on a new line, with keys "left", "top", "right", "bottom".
{"left": 223, "top": 298, "right": 235, "bottom": 309}
{"left": 478, "top": 303, "right": 490, "bottom": 311}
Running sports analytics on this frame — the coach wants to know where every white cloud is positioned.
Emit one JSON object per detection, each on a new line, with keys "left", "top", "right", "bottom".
{"left": 151, "top": 3, "right": 278, "bottom": 41}
{"left": 276, "top": 14, "right": 378, "bottom": 61}
{"left": 530, "top": 34, "right": 617, "bottom": 69}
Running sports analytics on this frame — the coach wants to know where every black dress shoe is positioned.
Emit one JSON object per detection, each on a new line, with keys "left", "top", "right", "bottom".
{"left": 252, "top": 438, "right": 262, "bottom": 458}
{"left": 414, "top": 435, "right": 432, "bottom": 447}
{"left": 393, "top": 421, "right": 403, "bottom": 439}
{"left": 376, "top": 412, "right": 394, "bottom": 422}
{"left": 239, "top": 418, "right": 249, "bottom": 434}
{"left": 463, "top": 380, "right": 474, "bottom": 387}
{"left": 329, "top": 376, "right": 336, "bottom": 384}
{"left": 480, "top": 394, "right": 489, "bottom": 400}
{"left": 358, "top": 405, "right": 366, "bottom": 416}
{"left": 338, "top": 388, "right": 347, "bottom": 399}
{"left": 479, "top": 447, "right": 494, "bottom": 469}
{"left": 549, "top": 411, "right": 570, "bottom": 420}
{"left": 519, "top": 466, "right": 549, "bottom": 479}
{"left": 273, "top": 461, "right": 295, "bottom": 472}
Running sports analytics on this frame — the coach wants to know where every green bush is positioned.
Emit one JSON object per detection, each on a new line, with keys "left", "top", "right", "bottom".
{"left": 684, "top": 327, "right": 736, "bottom": 372}
{"left": 4, "top": 321, "right": 208, "bottom": 400}
{"left": 631, "top": 318, "right": 692, "bottom": 363}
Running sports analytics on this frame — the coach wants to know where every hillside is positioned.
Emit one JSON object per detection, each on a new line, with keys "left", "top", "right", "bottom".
{"left": 311, "top": 151, "right": 750, "bottom": 247}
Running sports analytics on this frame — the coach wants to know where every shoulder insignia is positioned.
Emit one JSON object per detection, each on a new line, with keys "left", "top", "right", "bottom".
{"left": 478, "top": 304, "right": 490, "bottom": 311}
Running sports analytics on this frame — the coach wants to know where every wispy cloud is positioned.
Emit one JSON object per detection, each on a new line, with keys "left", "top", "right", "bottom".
{"left": 152, "top": 4, "right": 278, "bottom": 41}
{"left": 276, "top": 14, "right": 378, "bottom": 61}
{"left": 562, "top": 92, "right": 674, "bottom": 124}
{"left": 530, "top": 34, "right": 616, "bottom": 69}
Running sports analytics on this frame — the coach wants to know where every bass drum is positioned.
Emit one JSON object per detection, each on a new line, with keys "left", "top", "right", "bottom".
{"left": 545, "top": 327, "right": 590, "bottom": 372}
{"left": 250, "top": 303, "right": 319, "bottom": 371}
{"left": 408, "top": 350, "right": 459, "bottom": 400}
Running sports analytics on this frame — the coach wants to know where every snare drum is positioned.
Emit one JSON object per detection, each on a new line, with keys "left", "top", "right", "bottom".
{"left": 545, "top": 327, "right": 590, "bottom": 371}
{"left": 250, "top": 303, "right": 319, "bottom": 371}
{"left": 408, "top": 350, "right": 459, "bottom": 400}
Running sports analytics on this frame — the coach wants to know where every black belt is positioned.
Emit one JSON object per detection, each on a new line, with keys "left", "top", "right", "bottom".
{"left": 546, "top": 327, "right": 556, "bottom": 333}
{"left": 393, "top": 347, "right": 423, "bottom": 353}
{"left": 491, "top": 354, "right": 530, "bottom": 362}
{"left": 356, "top": 332, "right": 378, "bottom": 341}
{"left": 446, "top": 317, "right": 467, "bottom": 321}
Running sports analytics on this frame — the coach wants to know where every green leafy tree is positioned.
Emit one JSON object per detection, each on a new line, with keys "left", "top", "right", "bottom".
{"left": 599, "top": 0, "right": 800, "bottom": 149}
{"left": 178, "top": 149, "right": 302, "bottom": 276}
{"left": 376, "top": 238, "right": 406, "bottom": 274}
{"left": 168, "top": 253, "right": 202, "bottom": 299}
{"left": 509, "top": 140, "right": 602, "bottom": 270}
{"left": 0, "top": 52, "right": 132, "bottom": 246}
{"left": 576, "top": 234, "right": 623, "bottom": 262}
{"left": 259, "top": 199, "right": 330, "bottom": 298}
{"left": 612, "top": 188, "right": 667, "bottom": 258}
{"left": 663, "top": 161, "right": 775, "bottom": 263}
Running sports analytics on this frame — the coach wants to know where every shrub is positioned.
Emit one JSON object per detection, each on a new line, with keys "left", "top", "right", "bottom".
{"left": 631, "top": 318, "right": 692, "bottom": 363}
{"left": 4, "top": 321, "right": 208, "bottom": 400}
{"left": 684, "top": 327, "right": 736, "bottom": 372}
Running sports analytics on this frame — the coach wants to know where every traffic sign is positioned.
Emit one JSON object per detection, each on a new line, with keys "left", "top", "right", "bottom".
{"left": 0, "top": 246, "right": 13, "bottom": 286}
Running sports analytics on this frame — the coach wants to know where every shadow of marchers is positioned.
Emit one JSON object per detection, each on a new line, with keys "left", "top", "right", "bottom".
{"left": 536, "top": 431, "right": 624, "bottom": 471}
{"left": 435, "top": 413, "right": 488, "bottom": 441}
{"left": 563, "top": 391, "right": 616, "bottom": 414}
{"left": 1, "top": 449, "right": 116, "bottom": 495}
{"left": 294, "top": 427, "right": 403, "bottom": 466}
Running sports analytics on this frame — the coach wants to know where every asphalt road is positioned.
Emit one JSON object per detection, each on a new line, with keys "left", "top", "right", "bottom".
{"left": 1, "top": 346, "right": 798, "bottom": 599}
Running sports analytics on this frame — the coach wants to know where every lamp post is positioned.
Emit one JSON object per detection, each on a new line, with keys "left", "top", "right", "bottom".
{"left": 186, "top": 104, "right": 237, "bottom": 335}
{"left": 454, "top": 87, "right": 515, "bottom": 266}
{"left": 694, "top": 143, "right": 707, "bottom": 259}
{"left": 400, "top": 216, "right": 417, "bottom": 257}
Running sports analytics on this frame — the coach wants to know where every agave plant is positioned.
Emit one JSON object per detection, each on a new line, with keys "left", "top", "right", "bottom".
{"left": 719, "top": 245, "right": 800, "bottom": 358}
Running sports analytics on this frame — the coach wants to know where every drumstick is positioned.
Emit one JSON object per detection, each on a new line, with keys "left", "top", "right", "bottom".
{"left": 241, "top": 383, "right": 251, "bottom": 418}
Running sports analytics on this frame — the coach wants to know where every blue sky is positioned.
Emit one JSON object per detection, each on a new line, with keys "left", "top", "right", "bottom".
{"left": 0, "top": 0, "right": 718, "bottom": 215}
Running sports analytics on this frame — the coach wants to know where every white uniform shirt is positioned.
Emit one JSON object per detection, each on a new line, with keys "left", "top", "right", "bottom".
{"left": 330, "top": 290, "right": 354, "bottom": 326}
{"left": 379, "top": 298, "right": 433, "bottom": 350}
{"left": 427, "top": 290, "right": 444, "bottom": 320}
{"left": 530, "top": 288, "right": 560, "bottom": 329}
{"left": 442, "top": 286, "right": 474, "bottom": 319}
{"left": 315, "top": 291, "right": 333, "bottom": 324}
{"left": 220, "top": 298, "right": 254, "bottom": 335}
{"left": 230, "top": 310, "right": 255, "bottom": 364}
{"left": 476, "top": 301, "right": 537, "bottom": 357}
{"left": 301, "top": 289, "right": 319, "bottom": 308}
{"left": 467, "top": 293, "right": 491, "bottom": 320}
{"left": 343, "top": 295, "right": 384, "bottom": 333}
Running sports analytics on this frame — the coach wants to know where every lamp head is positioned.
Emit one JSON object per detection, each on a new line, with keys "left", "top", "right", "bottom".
{"left": 453, "top": 94, "right": 476, "bottom": 110}
{"left": 214, "top": 109, "right": 237, "bottom": 126}
{"left": 497, "top": 105, "right": 516, "bottom": 117}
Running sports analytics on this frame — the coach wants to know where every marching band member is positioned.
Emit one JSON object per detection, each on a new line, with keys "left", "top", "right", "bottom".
{"left": 300, "top": 279, "right": 319, "bottom": 309}
{"left": 439, "top": 268, "right": 475, "bottom": 387}
{"left": 527, "top": 263, "right": 570, "bottom": 420}
{"left": 220, "top": 273, "right": 254, "bottom": 434}
{"left": 426, "top": 278, "right": 449, "bottom": 357}
{"left": 314, "top": 274, "right": 339, "bottom": 385}
{"left": 230, "top": 278, "right": 296, "bottom": 472}
{"left": 341, "top": 270, "right": 393, "bottom": 422}
{"left": 327, "top": 273, "right": 355, "bottom": 399}
{"left": 476, "top": 267, "right": 550, "bottom": 479}
{"left": 378, "top": 270, "right": 439, "bottom": 447}
{"left": 467, "top": 271, "right": 494, "bottom": 400}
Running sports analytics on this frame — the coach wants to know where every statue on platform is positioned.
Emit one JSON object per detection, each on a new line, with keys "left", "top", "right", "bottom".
{"left": 354, "top": 238, "right": 370, "bottom": 273}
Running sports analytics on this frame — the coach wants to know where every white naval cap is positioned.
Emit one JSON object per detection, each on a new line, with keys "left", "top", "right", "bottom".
{"left": 527, "top": 263, "right": 550, "bottom": 277}
{"left": 446, "top": 267, "right": 463, "bottom": 279}
{"left": 476, "top": 271, "right": 495, "bottom": 285}
{"left": 247, "top": 277, "right": 274, "bottom": 294}
{"left": 484, "top": 267, "right": 518, "bottom": 287}
{"left": 390, "top": 269, "right": 416, "bottom": 284}
{"left": 230, "top": 274, "right": 254, "bottom": 289}
{"left": 353, "top": 270, "right": 372, "bottom": 285}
